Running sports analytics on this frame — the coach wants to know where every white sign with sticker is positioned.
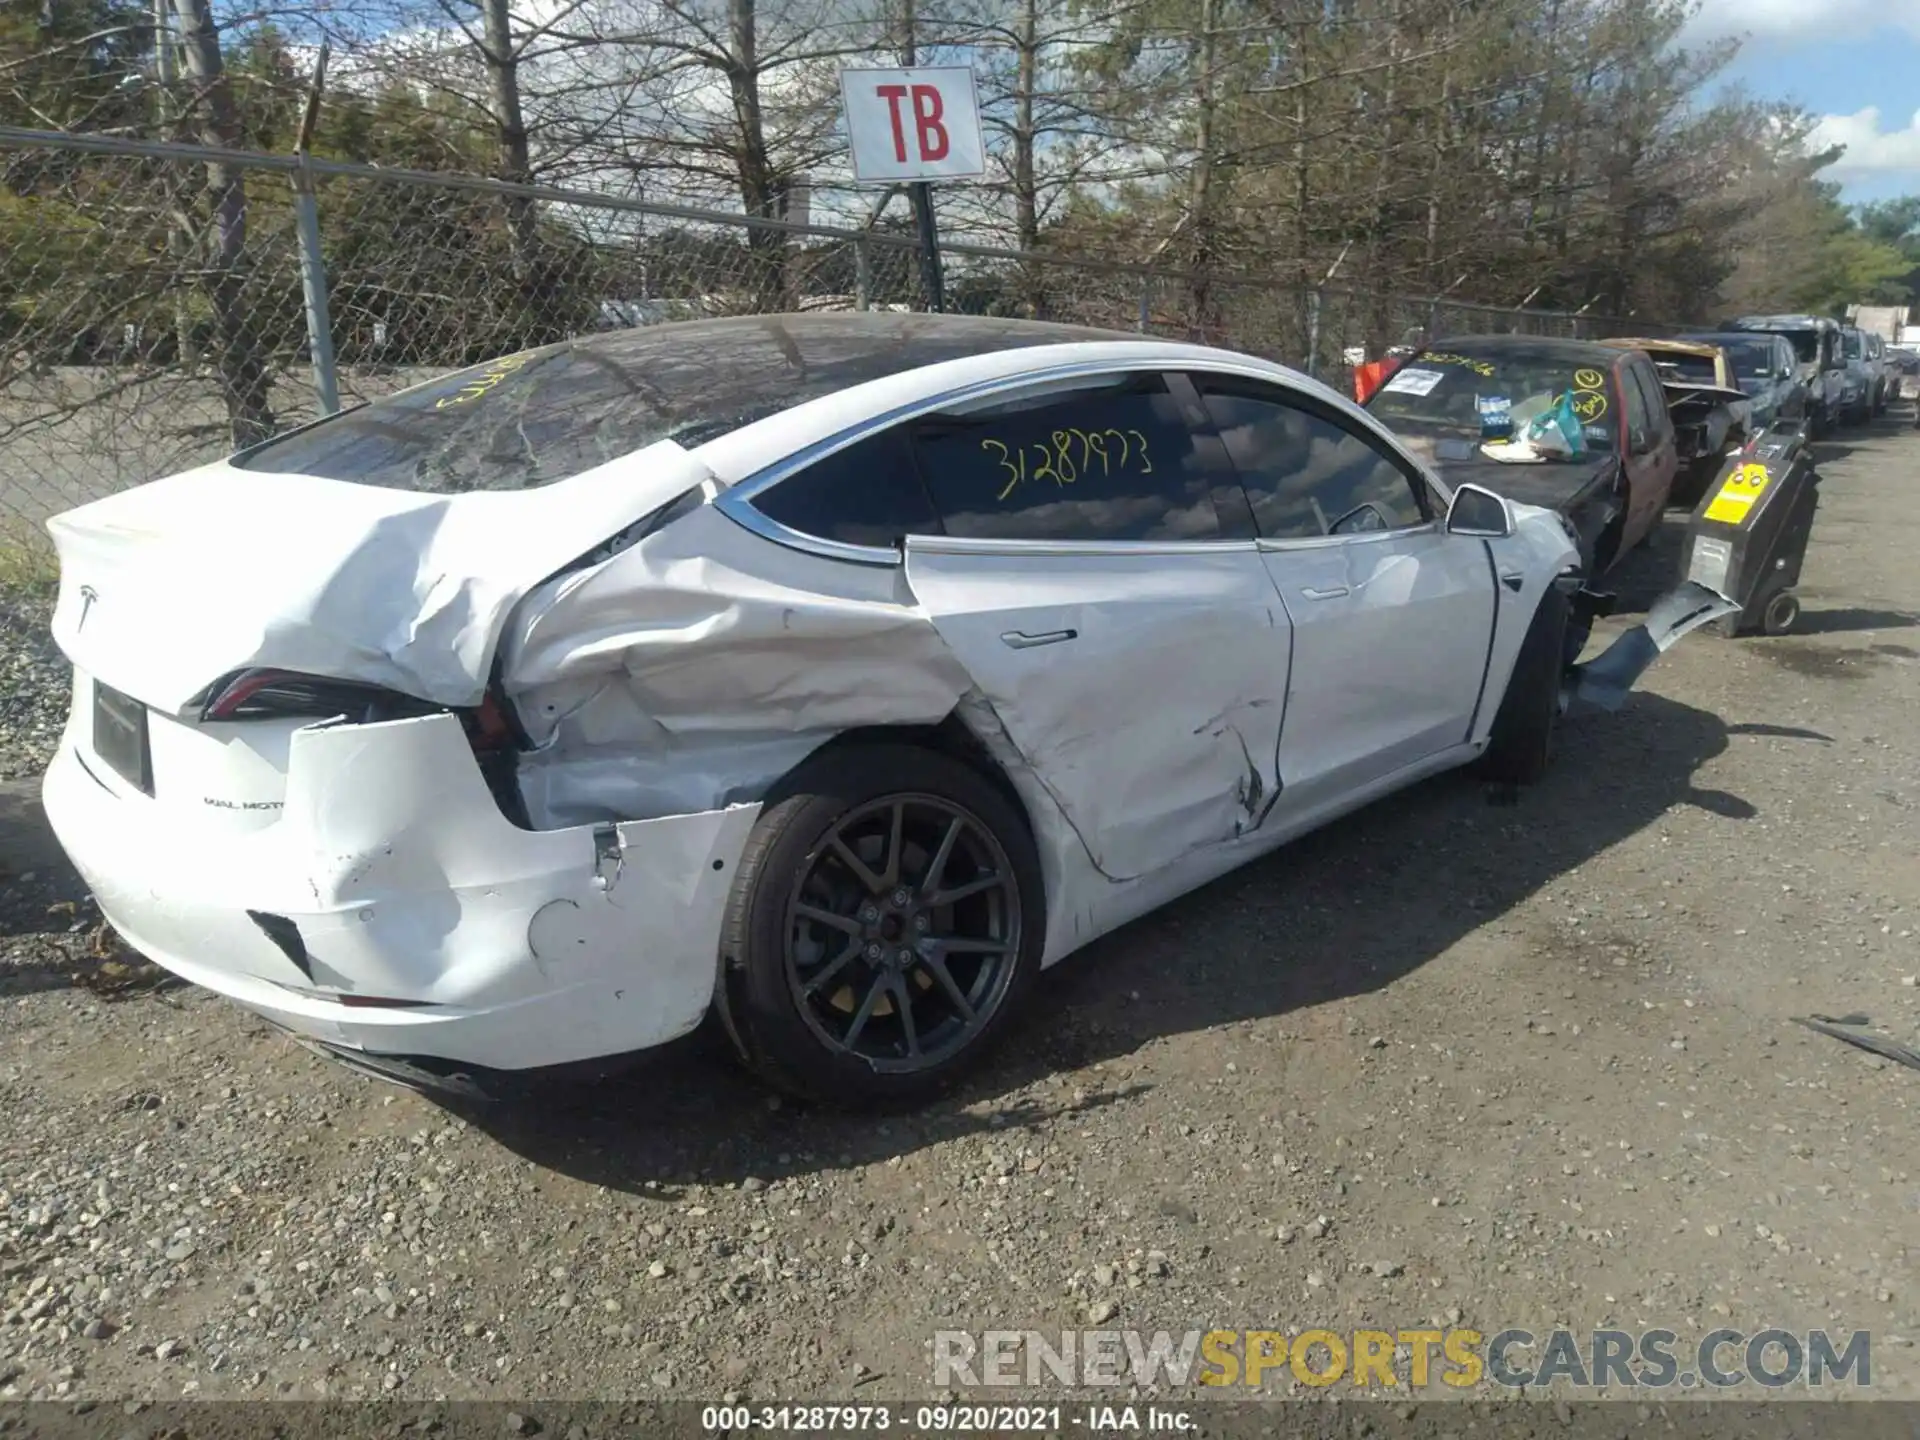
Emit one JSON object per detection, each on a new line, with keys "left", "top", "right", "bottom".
{"left": 1382, "top": 367, "right": 1445, "bottom": 397}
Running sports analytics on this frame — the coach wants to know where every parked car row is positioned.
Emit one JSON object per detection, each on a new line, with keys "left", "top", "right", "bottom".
{"left": 1718, "top": 314, "right": 1894, "bottom": 433}
{"left": 1352, "top": 311, "right": 1911, "bottom": 579}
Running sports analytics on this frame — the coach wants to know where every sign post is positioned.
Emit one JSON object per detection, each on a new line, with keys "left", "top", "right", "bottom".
{"left": 910, "top": 181, "right": 943, "bottom": 314}
{"left": 840, "top": 66, "right": 984, "bottom": 313}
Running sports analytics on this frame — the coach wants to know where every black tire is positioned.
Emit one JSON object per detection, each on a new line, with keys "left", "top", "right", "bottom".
{"left": 1475, "top": 587, "right": 1570, "bottom": 786}
{"left": 1760, "top": 587, "right": 1800, "bottom": 636}
{"left": 715, "top": 743, "right": 1044, "bottom": 1107}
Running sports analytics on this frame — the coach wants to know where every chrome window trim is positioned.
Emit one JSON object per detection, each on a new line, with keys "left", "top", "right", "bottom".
{"left": 1253, "top": 520, "right": 1443, "bottom": 554}
{"left": 906, "top": 534, "right": 1262, "bottom": 559}
{"left": 713, "top": 356, "right": 1376, "bottom": 566}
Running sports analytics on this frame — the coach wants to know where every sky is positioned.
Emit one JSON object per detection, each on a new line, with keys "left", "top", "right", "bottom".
{"left": 1686, "top": 0, "right": 1920, "bottom": 205}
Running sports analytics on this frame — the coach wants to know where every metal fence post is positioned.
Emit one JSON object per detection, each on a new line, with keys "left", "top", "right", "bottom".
{"left": 1137, "top": 274, "right": 1153, "bottom": 333}
{"left": 854, "top": 236, "right": 873, "bottom": 312}
{"left": 292, "top": 47, "right": 339, "bottom": 415}
{"left": 292, "top": 163, "right": 339, "bottom": 417}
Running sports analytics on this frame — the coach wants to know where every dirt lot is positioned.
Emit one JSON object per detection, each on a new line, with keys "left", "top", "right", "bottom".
{"left": 0, "top": 417, "right": 1916, "bottom": 1411}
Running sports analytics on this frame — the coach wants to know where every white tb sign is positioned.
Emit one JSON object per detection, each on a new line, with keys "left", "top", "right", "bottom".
{"left": 840, "top": 67, "right": 985, "bottom": 183}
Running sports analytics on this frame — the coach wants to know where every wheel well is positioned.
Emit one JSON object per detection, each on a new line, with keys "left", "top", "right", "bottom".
{"left": 805, "top": 715, "right": 1035, "bottom": 835}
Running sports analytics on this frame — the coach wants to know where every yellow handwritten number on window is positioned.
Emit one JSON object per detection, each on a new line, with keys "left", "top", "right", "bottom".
{"left": 979, "top": 427, "right": 1154, "bottom": 501}
{"left": 1086, "top": 430, "right": 1109, "bottom": 474}
{"left": 1029, "top": 443, "right": 1063, "bottom": 488}
{"left": 981, "top": 438, "right": 1024, "bottom": 501}
{"left": 1051, "top": 430, "right": 1079, "bottom": 483}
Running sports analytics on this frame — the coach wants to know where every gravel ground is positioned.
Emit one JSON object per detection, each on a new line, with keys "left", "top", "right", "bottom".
{"left": 1, "top": 419, "right": 1916, "bottom": 1411}
{"left": 0, "top": 585, "right": 63, "bottom": 783}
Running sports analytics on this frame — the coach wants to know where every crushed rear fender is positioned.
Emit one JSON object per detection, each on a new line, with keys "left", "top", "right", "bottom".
{"left": 1561, "top": 580, "right": 1740, "bottom": 716}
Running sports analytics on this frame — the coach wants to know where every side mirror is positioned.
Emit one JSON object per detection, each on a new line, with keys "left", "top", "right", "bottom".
{"left": 1444, "top": 482, "right": 1514, "bottom": 539}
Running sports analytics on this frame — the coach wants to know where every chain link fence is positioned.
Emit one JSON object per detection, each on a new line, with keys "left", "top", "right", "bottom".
{"left": 1, "top": 126, "right": 1665, "bottom": 562}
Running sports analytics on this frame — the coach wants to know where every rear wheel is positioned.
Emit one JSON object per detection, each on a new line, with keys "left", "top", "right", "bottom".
{"left": 715, "top": 744, "right": 1044, "bottom": 1107}
{"left": 1475, "top": 588, "right": 1570, "bottom": 786}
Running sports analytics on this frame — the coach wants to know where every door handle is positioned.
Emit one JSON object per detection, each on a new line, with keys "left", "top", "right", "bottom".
{"left": 1000, "top": 628, "right": 1078, "bottom": 649}
{"left": 1300, "top": 585, "right": 1349, "bottom": 601}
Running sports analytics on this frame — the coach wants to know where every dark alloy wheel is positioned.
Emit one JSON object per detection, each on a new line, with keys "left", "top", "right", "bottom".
{"left": 784, "top": 794, "right": 1022, "bottom": 1074}
{"left": 717, "top": 744, "right": 1045, "bottom": 1106}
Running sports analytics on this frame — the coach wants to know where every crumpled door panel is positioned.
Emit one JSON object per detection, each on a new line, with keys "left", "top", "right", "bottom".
{"left": 903, "top": 540, "right": 1290, "bottom": 882}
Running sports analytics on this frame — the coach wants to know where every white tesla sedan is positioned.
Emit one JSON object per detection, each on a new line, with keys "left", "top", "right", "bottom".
{"left": 40, "top": 314, "right": 1732, "bottom": 1105}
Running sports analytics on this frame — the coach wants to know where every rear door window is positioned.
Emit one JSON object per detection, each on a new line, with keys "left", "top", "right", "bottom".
{"left": 909, "top": 374, "right": 1226, "bottom": 542}
{"left": 1655, "top": 352, "right": 1719, "bottom": 384}
{"left": 749, "top": 427, "right": 942, "bottom": 549}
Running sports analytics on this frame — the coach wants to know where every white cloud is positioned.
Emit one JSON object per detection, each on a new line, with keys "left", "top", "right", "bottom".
{"left": 1684, "top": 0, "right": 1919, "bottom": 44}
{"left": 1809, "top": 107, "right": 1920, "bottom": 178}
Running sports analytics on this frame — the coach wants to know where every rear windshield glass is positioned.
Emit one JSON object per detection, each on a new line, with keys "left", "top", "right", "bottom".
{"left": 232, "top": 315, "right": 1135, "bottom": 493}
{"left": 1778, "top": 330, "right": 1820, "bottom": 363}
{"left": 1646, "top": 352, "right": 1718, "bottom": 383}
{"left": 1707, "top": 337, "right": 1776, "bottom": 378}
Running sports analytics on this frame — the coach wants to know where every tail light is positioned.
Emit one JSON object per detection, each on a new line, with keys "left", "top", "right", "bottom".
{"left": 200, "top": 669, "right": 434, "bottom": 724}
{"left": 199, "top": 669, "right": 513, "bottom": 751}
{"left": 198, "top": 668, "right": 529, "bottom": 825}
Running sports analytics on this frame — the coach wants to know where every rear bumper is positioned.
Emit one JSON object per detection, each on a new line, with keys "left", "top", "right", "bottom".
{"left": 41, "top": 709, "right": 759, "bottom": 1072}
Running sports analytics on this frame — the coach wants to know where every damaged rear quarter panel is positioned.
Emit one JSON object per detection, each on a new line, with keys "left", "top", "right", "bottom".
{"left": 493, "top": 503, "right": 1120, "bottom": 968}
{"left": 498, "top": 504, "right": 978, "bottom": 829}
{"left": 284, "top": 713, "right": 759, "bottom": 1066}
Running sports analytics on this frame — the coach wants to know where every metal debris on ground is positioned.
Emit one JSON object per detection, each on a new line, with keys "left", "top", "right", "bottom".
{"left": 1792, "top": 1014, "right": 1920, "bottom": 1073}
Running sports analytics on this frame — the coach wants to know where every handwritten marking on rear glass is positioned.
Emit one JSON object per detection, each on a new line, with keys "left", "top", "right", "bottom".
{"left": 1420, "top": 352, "right": 1497, "bottom": 377}
{"left": 434, "top": 353, "right": 532, "bottom": 409}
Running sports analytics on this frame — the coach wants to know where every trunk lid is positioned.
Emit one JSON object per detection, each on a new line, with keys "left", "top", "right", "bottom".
{"left": 47, "top": 440, "right": 715, "bottom": 715}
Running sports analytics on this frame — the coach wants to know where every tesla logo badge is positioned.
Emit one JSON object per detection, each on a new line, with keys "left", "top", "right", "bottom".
{"left": 76, "top": 585, "right": 99, "bottom": 630}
